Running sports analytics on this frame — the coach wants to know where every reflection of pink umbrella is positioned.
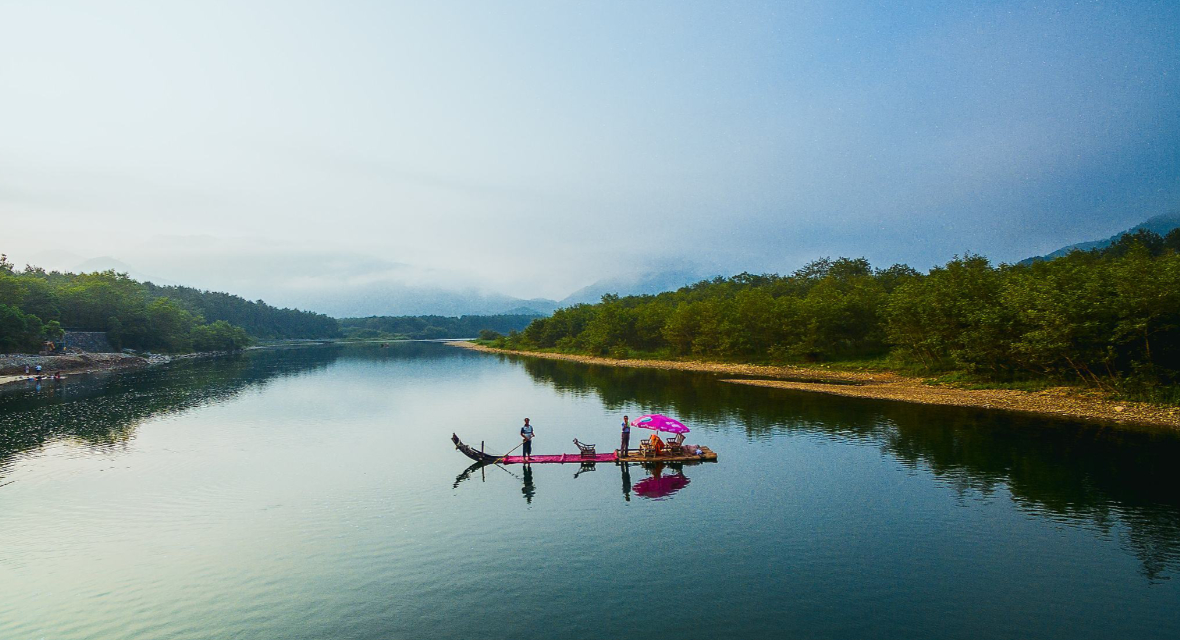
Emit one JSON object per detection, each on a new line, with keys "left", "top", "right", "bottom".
{"left": 633, "top": 472, "right": 690, "bottom": 499}
{"left": 631, "top": 414, "right": 690, "bottom": 434}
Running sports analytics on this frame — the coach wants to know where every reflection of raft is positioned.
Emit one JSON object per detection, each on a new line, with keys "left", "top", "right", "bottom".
{"left": 451, "top": 434, "right": 718, "bottom": 464}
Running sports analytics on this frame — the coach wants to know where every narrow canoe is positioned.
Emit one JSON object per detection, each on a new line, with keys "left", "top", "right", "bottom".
{"left": 450, "top": 433, "right": 500, "bottom": 463}
{"left": 451, "top": 433, "right": 615, "bottom": 464}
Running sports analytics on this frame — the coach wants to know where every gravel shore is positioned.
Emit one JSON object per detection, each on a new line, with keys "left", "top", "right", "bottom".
{"left": 449, "top": 341, "right": 1180, "bottom": 431}
{"left": 0, "top": 352, "right": 156, "bottom": 385}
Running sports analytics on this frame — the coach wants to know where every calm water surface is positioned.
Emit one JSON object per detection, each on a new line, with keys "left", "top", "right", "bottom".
{"left": 1, "top": 343, "right": 1178, "bottom": 639}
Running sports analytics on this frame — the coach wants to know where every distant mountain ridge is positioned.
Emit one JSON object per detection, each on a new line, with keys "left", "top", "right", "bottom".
{"left": 46, "top": 255, "right": 560, "bottom": 318}
{"left": 31, "top": 251, "right": 712, "bottom": 317}
{"left": 1021, "top": 212, "right": 1180, "bottom": 264}
{"left": 558, "top": 268, "right": 716, "bottom": 307}
{"left": 339, "top": 313, "right": 541, "bottom": 339}
{"left": 293, "top": 287, "right": 559, "bottom": 318}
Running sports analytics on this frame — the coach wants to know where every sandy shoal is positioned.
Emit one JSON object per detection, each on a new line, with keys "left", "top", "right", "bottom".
{"left": 447, "top": 341, "right": 1180, "bottom": 430}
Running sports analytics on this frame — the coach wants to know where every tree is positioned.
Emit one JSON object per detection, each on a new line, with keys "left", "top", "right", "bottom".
{"left": 191, "top": 320, "right": 251, "bottom": 352}
{"left": 1002, "top": 252, "right": 1116, "bottom": 382}
{"left": 886, "top": 255, "right": 1013, "bottom": 373}
{"left": 1164, "top": 228, "right": 1180, "bottom": 254}
{"left": 662, "top": 303, "right": 699, "bottom": 355}
{"left": 1104, "top": 229, "right": 1165, "bottom": 258}
{"left": 1109, "top": 248, "right": 1180, "bottom": 376}
{"left": 0, "top": 304, "right": 37, "bottom": 352}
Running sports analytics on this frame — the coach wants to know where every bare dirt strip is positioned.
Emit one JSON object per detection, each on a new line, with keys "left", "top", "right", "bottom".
{"left": 448, "top": 341, "right": 1180, "bottom": 431}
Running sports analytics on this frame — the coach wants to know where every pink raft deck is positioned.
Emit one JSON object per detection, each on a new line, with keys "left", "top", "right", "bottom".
{"left": 500, "top": 447, "right": 718, "bottom": 464}
{"left": 452, "top": 434, "right": 718, "bottom": 465}
{"left": 501, "top": 453, "right": 617, "bottom": 464}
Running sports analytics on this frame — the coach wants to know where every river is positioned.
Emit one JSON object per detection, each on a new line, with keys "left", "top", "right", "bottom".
{"left": 1, "top": 342, "right": 1177, "bottom": 639}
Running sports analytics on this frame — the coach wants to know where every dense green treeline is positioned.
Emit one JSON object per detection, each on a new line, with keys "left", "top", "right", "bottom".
{"left": 498, "top": 229, "right": 1180, "bottom": 399}
{"left": 340, "top": 314, "right": 541, "bottom": 340}
{"left": 142, "top": 283, "right": 340, "bottom": 340}
{"left": 0, "top": 256, "right": 336, "bottom": 353}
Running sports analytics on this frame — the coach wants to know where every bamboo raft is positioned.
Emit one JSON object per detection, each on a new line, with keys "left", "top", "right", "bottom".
{"left": 451, "top": 434, "right": 718, "bottom": 464}
{"left": 616, "top": 447, "right": 718, "bottom": 463}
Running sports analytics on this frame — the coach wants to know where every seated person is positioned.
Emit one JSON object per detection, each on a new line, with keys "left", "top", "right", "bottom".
{"left": 650, "top": 433, "right": 664, "bottom": 454}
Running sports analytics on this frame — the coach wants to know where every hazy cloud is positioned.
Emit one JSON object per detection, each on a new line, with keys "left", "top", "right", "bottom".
{"left": 2, "top": 1, "right": 1177, "bottom": 312}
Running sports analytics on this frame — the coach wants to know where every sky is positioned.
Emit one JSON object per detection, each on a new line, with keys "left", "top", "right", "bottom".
{"left": 2, "top": 0, "right": 1178, "bottom": 311}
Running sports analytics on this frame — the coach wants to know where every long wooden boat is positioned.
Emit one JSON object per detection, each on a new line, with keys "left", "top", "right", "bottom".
{"left": 451, "top": 433, "right": 501, "bottom": 463}
{"left": 451, "top": 433, "right": 617, "bottom": 463}
{"left": 451, "top": 433, "right": 718, "bottom": 464}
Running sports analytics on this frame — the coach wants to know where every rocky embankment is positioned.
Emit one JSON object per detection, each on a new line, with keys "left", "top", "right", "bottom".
{"left": 0, "top": 352, "right": 161, "bottom": 385}
{"left": 449, "top": 341, "right": 1180, "bottom": 431}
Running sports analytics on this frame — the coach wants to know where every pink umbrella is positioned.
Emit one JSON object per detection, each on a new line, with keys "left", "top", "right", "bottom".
{"left": 630, "top": 414, "right": 690, "bottom": 434}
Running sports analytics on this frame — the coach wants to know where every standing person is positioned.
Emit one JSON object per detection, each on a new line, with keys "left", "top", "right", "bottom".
{"left": 620, "top": 415, "right": 631, "bottom": 458}
{"left": 520, "top": 418, "right": 534, "bottom": 461}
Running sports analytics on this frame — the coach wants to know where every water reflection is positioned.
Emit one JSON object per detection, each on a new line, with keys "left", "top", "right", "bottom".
{"left": 453, "top": 457, "right": 693, "bottom": 504}
{"left": 632, "top": 463, "right": 690, "bottom": 500}
{"left": 453, "top": 461, "right": 487, "bottom": 488}
{"left": 511, "top": 355, "right": 1180, "bottom": 580}
{"left": 6, "top": 344, "right": 1179, "bottom": 586}
{"left": 621, "top": 462, "right": 632, "bottom": 501}
{"left": 521, "top": 464, "right": 536, "bottom": 504}
{"left": 0, "top": 345, "right": 344, "bottom": 479}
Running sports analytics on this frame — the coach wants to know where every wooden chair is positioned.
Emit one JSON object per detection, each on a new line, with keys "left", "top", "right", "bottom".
{"left": 573, "top": 438, "right": 597, "bottom": 459}
{"left": 665, "top": 437, "right": 683, "bottom": 455}
{"left": 638, "top": 440, "right": 656, "bottom": 458}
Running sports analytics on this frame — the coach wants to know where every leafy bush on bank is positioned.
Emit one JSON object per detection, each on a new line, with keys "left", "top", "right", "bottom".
{"left": 499, "top": 229, "right": 1180, "bottom": 398}
{"left": 0, "top": 256, "right": 252, "bottom": 353}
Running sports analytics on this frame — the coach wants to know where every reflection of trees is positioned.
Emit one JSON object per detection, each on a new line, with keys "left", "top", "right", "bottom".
{"left": 516, "top": 357, "right": 1180, "bottom": 581}
{"left": 0, "top": 342, "right": 470, "bottom": 475}
{"left": 0, "top": 346, "right": 343, "bottom": 473}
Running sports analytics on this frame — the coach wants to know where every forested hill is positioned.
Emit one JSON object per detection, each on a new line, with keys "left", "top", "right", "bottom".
{"left": 1, "top": 255, "right": 338, "bottom": 354}
{"left": 1021, "top": 212, "right": 1180, "bottom": 264}
{"left": 143, "top": 283, "right": 339, "bottom": 339}
{"left": 340, "top": 314, "right": 541, "bottom": 340}
{"left": 496, "top": 229, "right": 1180, "bottom": 402}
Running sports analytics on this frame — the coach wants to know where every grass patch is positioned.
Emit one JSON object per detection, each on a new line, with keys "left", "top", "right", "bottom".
{"left": 959, "top": 380, "right": 1062, "bottom": 392}
{"left": 921, "top": 371, "right": 1065, "bottom": 392}
{"left": 801, "top": 356, "right": 931, "bottom": 375}
{"left": 1112, "top": 384, "right": 1180, "bottom": 407}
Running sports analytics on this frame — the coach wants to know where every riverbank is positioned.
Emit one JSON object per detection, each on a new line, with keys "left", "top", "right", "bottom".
{"left": 0, "top": 352, "right": 161, "bottom": 386}
{"left": 448, "top": 341, "right": 1180, "bottom": 430}
{"left": 0, "top": 343, "right": 338, "bottom": 387}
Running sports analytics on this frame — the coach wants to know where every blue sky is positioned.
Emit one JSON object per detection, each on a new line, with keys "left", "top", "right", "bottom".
{"left": 1, "top": 0, "right": 1177, "bottom": 306}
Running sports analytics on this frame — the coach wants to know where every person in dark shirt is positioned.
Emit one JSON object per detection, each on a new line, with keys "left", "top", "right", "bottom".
{"left": 520, "top": 418, "right": 534, "bottom": 461}
{"left": 620, "top": 415, "right": 631, "bottom": 457}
